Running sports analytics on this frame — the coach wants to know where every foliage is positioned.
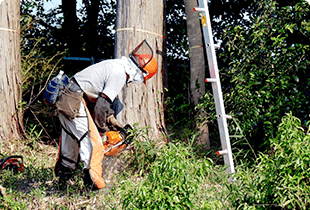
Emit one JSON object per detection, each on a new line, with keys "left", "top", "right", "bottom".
{"left": 165, "top": 0, "right": 257, "bottom": 59}
{"left": 78, "top": 0, "right": 116, "bottom": 59}
{"left": 164, "top": 0, "right": 263, "bottom": 144}
{"left": 209, "top": 0, "right": 257, "bottom": 44}
{"left": 2, "top": 113, "right": 309, "bottom": 209}
{"left": 21, "top": 0, "right": 116, "bottom": 61}
{"left": 120, "top": 139, "right": 228, "bottom": 209}
{"left": 21, "top": 14, "right": 64, "bottom": 141}
{"left": 21, "top": 0, "right": 62, "bottom": 56}
{"left": 164, "top": 81, "right": 196, "bottom": 141}
{"left": 166, "top": 0, "right": 188, "bottom": 59}
{"left": 124, "top": 124, "right": 161, "bottom": 175}
{"left": 202, "top": 0, "right": 310, "bottom": 154}
{"left": 164, "top": 0, "right": 193, "bottom": 137}
{"left": 228, "top": 113, "right": 310, "bottom": 209}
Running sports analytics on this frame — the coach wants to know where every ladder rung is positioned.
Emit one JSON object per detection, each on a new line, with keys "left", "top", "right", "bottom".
{"left": 217, "top": 149, "right": 228, "bottom": 156}
{"left": 206, "top": 43, "right": 221, "bottom": 49}
{"left": 204, "top": 78, "right": 217, "bottom": 83}
{"left": 226, "top": 115, "right": 232, "bottom": 119}
{"left": 193, "top": 7, "right": 204, "bottom": 12}
{"left": 214, "top": 44, "right": 221, "bottom": 49}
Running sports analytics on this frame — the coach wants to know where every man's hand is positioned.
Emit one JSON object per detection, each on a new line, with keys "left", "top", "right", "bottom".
{"left": 106, "top": 115, "right": 123, "bottom": 130}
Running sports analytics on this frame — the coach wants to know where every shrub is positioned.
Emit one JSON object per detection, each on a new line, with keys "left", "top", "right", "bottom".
{"left": 120, "top": 139, "right": 227, "bottom": 209}
{"left": 206, "top": 0, "right": 310, "bottom": 155}
{"left": 21, "top": 15, "right": 64, "bottom": 141}
{"left": 228, "top": 113, "right": 310, "bottom": 209}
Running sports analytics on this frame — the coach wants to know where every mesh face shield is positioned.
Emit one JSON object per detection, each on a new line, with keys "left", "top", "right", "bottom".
{"left": 129, "top": 40, "right": 154, "bottom": 73}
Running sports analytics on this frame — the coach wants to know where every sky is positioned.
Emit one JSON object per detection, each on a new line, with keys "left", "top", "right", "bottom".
{"left": 44, "top": 0, "right": 61, "bottom": 10}
{"left": 44, "top": 0, "right": 83, "bottom": 11}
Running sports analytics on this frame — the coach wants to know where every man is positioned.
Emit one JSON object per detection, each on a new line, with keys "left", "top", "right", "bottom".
{"left": 52, "top": 40, "right": 157, "bottom": 189}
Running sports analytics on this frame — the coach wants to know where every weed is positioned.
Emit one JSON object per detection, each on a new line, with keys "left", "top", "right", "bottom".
{"left": 124, "top": 123, "right": 162, "bottom": 176}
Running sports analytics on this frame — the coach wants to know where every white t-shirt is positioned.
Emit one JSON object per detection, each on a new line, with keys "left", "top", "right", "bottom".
{"left": 74, "top": 57, "right": 129, "bottom": 102}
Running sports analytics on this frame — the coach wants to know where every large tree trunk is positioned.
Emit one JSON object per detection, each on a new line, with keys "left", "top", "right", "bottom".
{"left": 61, "top": 0, "right": 80, "bottom": 56}
{"left": 0, "top": 0, "right": 22, "bottom": 141}
{"left": 114, "top": 0, "right": 167, "bottom": 141}
{"left": 83, "top": 0, "right": 100, "bottom": 58}
{"left": 184, "top": 0, "right": 209, "bottom": 149}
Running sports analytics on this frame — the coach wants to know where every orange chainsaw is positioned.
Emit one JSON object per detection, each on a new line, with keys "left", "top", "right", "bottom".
{"left": 103, "top": 124, "right": 133, "bottom": 156}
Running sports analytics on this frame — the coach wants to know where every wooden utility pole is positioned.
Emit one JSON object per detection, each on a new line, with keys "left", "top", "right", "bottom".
{"left": 114, "top": 0, "right": 167, "bottom": 140}
{"left": 0, "top": 0, "right": 22, "bottom": 141}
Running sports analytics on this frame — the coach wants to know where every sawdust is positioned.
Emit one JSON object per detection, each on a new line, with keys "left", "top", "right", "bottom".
{"left": 100, "top": 134, "right": 132, "bottom": 184}
{"left": 101, "top": 148, "right": 131, "bottom": 184}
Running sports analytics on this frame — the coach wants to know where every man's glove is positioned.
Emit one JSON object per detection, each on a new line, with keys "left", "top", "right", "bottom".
{"left": 106, "top": 115, "right": 123, "bottom": 131}
{"left": 92, "top": 96, "right": 114, "bottom": 132}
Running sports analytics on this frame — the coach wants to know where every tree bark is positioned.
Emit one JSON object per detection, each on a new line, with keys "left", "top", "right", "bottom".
{"left": 0, "top": 0, "right": 22, "bottom": 141}
{"left": 184, "top": 0, "right": 209, "bottom": 149}
{"left": 114, "top": 0, "right": 167, "bottom": 141}
{"left": 184, "top": 0, "right": 205, "bottom": 105}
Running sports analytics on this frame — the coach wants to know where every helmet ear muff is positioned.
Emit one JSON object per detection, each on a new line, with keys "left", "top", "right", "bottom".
{"left": 143, "top": 56, "right": 158, "bottom": 84}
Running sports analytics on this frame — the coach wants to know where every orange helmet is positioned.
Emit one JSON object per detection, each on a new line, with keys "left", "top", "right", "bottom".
{"left": 129, "top": 40, "right": 158, "bottom": 84}
{"left": 135, "top": 54, "right": 158, "bottom": 84}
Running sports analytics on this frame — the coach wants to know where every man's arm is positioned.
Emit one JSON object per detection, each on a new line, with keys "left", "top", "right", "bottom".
{"left": 92, "top": 93, "right": 123, "bottom": 131}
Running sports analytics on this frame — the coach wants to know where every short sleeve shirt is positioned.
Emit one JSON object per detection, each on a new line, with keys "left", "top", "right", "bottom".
{"left": 73, "top": 57, "right": 127, "bottom": 102}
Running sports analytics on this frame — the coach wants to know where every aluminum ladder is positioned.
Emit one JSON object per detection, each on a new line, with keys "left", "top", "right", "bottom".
{"left": 194, "top": 0, "right": 235, "bottom": 176}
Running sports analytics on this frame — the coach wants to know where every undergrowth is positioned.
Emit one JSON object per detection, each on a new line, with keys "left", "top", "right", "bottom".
{"left": 1, "top": 113, "right": 309, "bottom": 209}
{"left": 227, "top": 112, "right": 310, "bottom": 210}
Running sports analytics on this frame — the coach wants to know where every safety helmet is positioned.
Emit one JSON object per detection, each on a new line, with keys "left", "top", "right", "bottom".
{"left": 129, "top": 40, "right": 158, "bottom": 84}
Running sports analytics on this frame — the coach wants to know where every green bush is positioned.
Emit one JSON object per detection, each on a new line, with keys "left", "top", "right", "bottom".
{"left": 202, "top": 0, "right": 310, "bottom": 155}
{"left": 228, "top": 113, "right": 310, "bottom": 209}
{"left": 120, "top": 138, "right": 228, "bottom": 209}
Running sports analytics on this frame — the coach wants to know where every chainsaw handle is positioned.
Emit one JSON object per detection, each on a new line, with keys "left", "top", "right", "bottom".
{"left": 117, "top": 124, "right": 133, "bottom": 143}
{"left": 0, "top": 155, "right": 23, "bottom": 169}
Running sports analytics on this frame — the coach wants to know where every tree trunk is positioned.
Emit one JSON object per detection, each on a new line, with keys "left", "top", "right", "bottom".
{"left": 61, "top": 0, "right": 80, "bottom": 56}
{"left": 184, "top": 0, "right": 209, "bottom": 149}
{"left": 114, "top": 0, "right": 167, "bottom": 141}
{"left": 84, "top": 0, "right": 100, "bottom": 58}
{"left": 184, "top": 0, "right": 205, "bottom": 105}
{"left": 0, "top": 0, "right": 22, "bottom": 141}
